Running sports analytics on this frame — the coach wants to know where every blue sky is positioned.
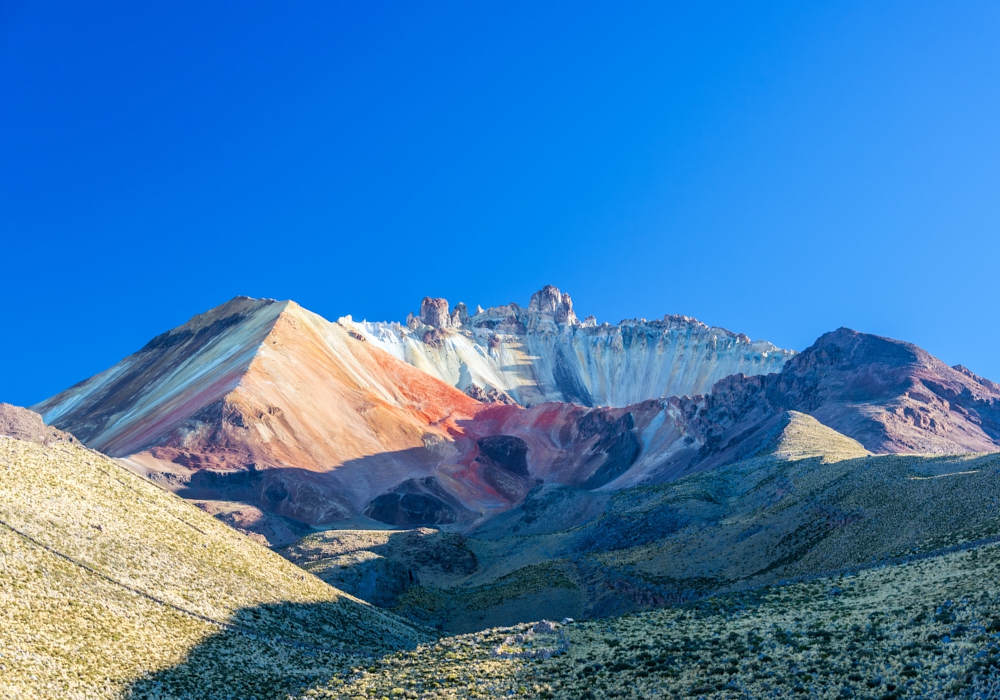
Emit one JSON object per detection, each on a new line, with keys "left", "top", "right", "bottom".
{"left": 2, "top": 1, "right": 999, "bottom": 406}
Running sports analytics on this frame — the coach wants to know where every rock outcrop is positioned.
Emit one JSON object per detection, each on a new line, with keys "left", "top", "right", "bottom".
{"left": 343, "top": 285, "right": 793, "bottom": 407}
{"left": 0, "top": 403, "right": 78, "bottom": 446}
{"left": 464, "top": 383, "right": 519, "bottom": 406}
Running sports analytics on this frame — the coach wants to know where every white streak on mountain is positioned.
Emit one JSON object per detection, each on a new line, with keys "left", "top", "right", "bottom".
{"left": 342, "top": 285, "right": 792, "bottom": 407}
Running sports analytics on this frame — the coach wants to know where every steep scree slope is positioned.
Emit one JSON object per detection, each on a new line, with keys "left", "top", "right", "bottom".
{"left": 34, "top": 298, "right": 493, "bottom": 527}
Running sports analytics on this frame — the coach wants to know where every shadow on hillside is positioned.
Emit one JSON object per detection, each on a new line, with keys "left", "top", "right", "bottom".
{"left": 174, "top": 446, "right": 478, "bottom": 529}
{"left": 300, "top": 528, "right": 478, "bottom": 609}
{"left": 124, "top": 599, "right": 420, "bottom": 700}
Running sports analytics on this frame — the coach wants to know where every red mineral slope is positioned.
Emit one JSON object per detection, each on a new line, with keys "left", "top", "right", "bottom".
{"left": 34, "top": 298, "right": 493, "bottom": 525}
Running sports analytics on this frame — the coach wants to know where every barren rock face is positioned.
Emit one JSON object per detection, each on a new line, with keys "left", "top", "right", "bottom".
{"left": 31, "top": 296, "right": 1000, "bottom": 533}
{"left": 0, "top": 403, "right": 77, "bottom": 446}
{"left": 345, "top": 285, "right": 793, "bottom": 407}
{"left": 465, "top": 383, "right": 519, "bottom": 406}
{"left": 528, "top": 285, "right": 576, "bottom": 324}
{"left": 765, "top": 328, "right": 1000, "bottom": 453}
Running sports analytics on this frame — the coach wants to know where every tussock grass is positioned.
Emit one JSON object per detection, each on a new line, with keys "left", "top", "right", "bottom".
{"left": 321, "top": 540, "right": 1000, "bottom": 699}
{"left": 0, "top": 437, "right": 426, "bottom": 699}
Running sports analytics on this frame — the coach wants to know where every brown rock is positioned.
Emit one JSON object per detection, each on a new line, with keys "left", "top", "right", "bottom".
{"left": 420, "top": 297, "right": 452, "bottom": 328}
{"left": 0, "top": 403, "right": 78, "bottom": 446}
{"left": 465, "top": 384, "right": 520, "bottom": 406}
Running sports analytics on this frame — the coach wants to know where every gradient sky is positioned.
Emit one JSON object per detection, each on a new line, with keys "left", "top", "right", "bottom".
{"left": 2, "top": 2, "right": 999, "bottom": 407}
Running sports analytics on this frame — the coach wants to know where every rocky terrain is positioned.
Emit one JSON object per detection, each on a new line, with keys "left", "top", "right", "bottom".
{"left": 699, "top": 327, "right": 1000, "bottom": 455}
{"left": 5, "top": 398, "right": 1000, "bottom": 697}
{"left": 343, "top": 285, "right": 793, "bottom": 407}
{"left": 0, "top": 402, "right": 79, "bottom": 446}
{"left": 323, "top": 540, "right": 1000, "bottom": 699}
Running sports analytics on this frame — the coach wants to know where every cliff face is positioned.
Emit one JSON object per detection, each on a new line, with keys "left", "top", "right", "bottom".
{"left": 343, "top": 285, "right": 793, "bottom": 407}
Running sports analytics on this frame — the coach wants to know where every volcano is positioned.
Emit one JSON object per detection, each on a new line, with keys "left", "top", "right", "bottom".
{"left": 33, "top": 288, "right": 1000, "bottom": 537}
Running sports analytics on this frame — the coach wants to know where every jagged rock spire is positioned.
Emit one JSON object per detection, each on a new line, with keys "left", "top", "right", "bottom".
{"left": 528, "top": 285, "right": 576, "bottom": 325}
{"left": 420, "top": 297, "right": 453, "bottom": 328}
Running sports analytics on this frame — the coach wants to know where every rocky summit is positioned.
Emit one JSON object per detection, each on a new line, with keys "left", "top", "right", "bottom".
{"left": 11, "top": 286, "right": 1000, "bottom": 699}
{"left": 343, "top": 285, "right": 794, "bottom": 407}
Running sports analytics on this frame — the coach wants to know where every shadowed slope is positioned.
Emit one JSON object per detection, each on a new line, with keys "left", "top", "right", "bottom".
{"left": 312, "top": 448, "right": 1000, "bottom": 632}
{"left": 326, "top": 541, "right": 1000, "bottom": 698}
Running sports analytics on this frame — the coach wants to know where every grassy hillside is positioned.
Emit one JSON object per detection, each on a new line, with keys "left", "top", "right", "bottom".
{"left": 0, "top": 436, "right": 426, "bottom": 699}
{"left": 292, "top": 444, "right": 1000, "bottom": 632}
{"left": 323, "top": 538, "right": 1000, "bottom": 699}
{"left": 762, "top": 410, "right": 871, "bottom": 462}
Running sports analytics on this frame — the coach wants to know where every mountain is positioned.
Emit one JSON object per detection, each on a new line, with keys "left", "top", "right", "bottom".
{"left": 29, "top": 293, "right": 789, "bottom": 534}
{"left": 695, "top": 327, "right": 1000, "bottom": 456}
{"left": 0, "top": 410, "right": 425, "bottom": 699}
{"left": 31, "top": 297, "right": 498, "bottom": 527}
{"left": 342, "top": 285, "right": 793, "bottom": 407}
{"left": 448, "top": 327, "right": 1000, "bottom": 501}
{"left": 32, "top": 296, "right": 1000, "bottom": 539}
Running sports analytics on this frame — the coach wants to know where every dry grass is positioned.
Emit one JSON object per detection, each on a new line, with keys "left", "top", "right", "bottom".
{"left": 0, "top": 437, "right": 426, "bottom": 699}
{"left": 318, "top": 540, "right": 1000, "bottom": 699}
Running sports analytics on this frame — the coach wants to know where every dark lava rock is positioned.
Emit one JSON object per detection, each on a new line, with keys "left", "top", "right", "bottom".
{"left": 476, "top": 435, "right": 529, "bottom": 477}
{"left": 365, "top": 477, "right": 469, "bottom": 526}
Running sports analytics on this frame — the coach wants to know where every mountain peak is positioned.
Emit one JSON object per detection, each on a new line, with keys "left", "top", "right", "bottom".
{"left": 527, "top": 285, "right": 577, "bottom": 325}
{"left": 348, "top": 288, "right": 791, "bottom": 407}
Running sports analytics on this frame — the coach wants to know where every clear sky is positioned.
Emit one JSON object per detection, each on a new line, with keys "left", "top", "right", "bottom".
{"left": 2, "top": 2, "right": 999, "bottom": 407}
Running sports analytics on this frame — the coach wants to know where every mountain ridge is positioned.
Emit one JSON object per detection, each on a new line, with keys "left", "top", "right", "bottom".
{"left": 343, "top": 284, "right": 794, "bottom": 407}
{"left": 31, "top": 293, "right": 1000, "bottom": 538}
